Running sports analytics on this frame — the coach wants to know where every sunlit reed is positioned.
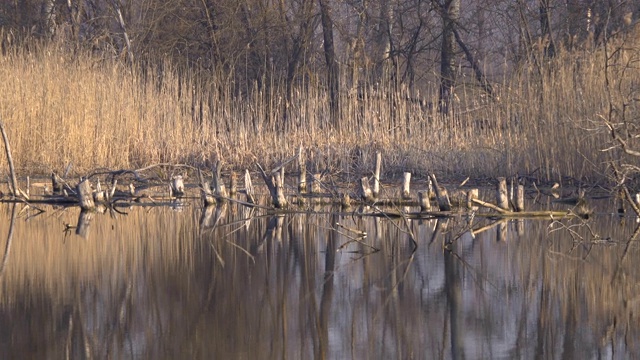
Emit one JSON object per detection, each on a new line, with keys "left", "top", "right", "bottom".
{"left": 0, "top": 39, "right": 635, "bottom": 182}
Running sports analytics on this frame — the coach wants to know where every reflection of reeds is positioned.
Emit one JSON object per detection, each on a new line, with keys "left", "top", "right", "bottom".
{"left": 0, "top": 41, "right": 625, "bottom": 181}
{"left": 0, "top": 205, "right": 203, "bottom": 305}
{"left": 0, "top": 204, "right": 639, "bottom": 357}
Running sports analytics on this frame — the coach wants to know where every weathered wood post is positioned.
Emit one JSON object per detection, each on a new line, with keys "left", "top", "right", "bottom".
{"left": 402, "top": 172, "right": 411, "bottom": 199}
{"left": 76, "top": 178, "right": 95, "bottom": 211}
{"left": 298, "top": 146, "right": 307, "bottom": 194}
{"left": 418, "top": 191, "right": 430, "bottom": 211}
{"left": 496, "top": 177, "right": 509, "bottom": 210}
{"left": 373, "top": 151, "right": 381, "bottom": 199}
{"left": 311, "top": 173, "right": 322, "bottom": 194}
{"left": 359, "top": 177, "right": 374, "bottom": 203}
{"left": 515, "top": 183, "right": 525, "bottom": 212}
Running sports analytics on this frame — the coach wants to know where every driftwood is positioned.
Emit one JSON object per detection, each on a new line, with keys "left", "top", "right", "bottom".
{"left": 471, "top": 198, "right": 578, "bottom": 218}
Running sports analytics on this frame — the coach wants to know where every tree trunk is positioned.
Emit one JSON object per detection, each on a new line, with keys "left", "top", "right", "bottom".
{"left": 439, "top": 0, "right": 460, "bottom": 115}
{"left": 376, "top": 0, "right": 393, "bottom": 75}
{"left": 40, "top": 0, "right": 56, "bottom": 36}
{"left": 539, "top": 0, "right": 556, "bottom": 58}
{"left": 284, "top": 0, "right": 315, "bottom": 127}
{"left": 318, "top": 0, "right": 340, "bottom": 128}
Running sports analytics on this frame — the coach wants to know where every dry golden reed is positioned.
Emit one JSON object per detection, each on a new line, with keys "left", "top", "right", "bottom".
{"left": 0, "top": 39, "right": 635, "bottom": 182}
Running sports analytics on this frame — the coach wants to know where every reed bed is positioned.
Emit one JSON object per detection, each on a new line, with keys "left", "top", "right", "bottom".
{"left": 0, "top": 39, "right": 634, "bottom": 183}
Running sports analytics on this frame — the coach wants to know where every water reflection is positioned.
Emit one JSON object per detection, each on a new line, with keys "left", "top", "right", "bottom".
{"left": 0, "top": 203, "right": 638, "bottom": 359}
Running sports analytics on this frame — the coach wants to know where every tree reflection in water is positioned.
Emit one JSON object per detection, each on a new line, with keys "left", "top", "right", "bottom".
{"left": 0, "top": 203, "right": 638, "bottom": 359}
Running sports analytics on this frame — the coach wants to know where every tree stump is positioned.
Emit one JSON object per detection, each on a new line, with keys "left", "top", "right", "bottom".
{"left": 76, "top": 178, "right": 95, "bottom": 211}
{"left": 298, "top": 146, "right": 307, "bottom": 194}
{"left": 496, "top": 177, "right": 509, "bottom": 210}
{"left": 402, "top": 172, "right": 411, "bottom": 199}
{"left": 373, "top": 151, "right": 382, "bottom": 198}
{"left": 171, "top": 175, "right": 185, "bottom": 197}
{"left": 359, "top": 177, "right": 374, "bottom": 203}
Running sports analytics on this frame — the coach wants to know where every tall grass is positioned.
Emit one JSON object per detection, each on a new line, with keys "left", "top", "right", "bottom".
{"left": 0, "top": 38, "right": 634, "bottom": 183}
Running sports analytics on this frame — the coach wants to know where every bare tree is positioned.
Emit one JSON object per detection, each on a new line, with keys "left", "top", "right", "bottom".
{"left": 319, "top": 0, "right": 340, "bottom": 128}
{"left": 538, "top": 0, "right": 556, "bottom": 58}
{"left": 438, "top": 0, "right": 460, "bottom": 115}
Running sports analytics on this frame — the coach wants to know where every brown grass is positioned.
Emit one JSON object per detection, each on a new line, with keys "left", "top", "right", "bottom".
{"left": 0, "top": 38, "right": 637, "bottom": 183}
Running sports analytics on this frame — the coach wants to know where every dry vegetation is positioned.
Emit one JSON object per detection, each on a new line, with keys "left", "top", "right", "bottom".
{"left": 0, "top": 35, "right": 636, "bottom": 184}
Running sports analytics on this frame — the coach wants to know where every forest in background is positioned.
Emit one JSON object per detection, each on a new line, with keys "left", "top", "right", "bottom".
{"left": 0, "top": 1, "right": 639, "bottom": 186}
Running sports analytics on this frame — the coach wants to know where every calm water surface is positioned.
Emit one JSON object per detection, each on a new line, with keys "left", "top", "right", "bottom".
{"left": 0, "top": 198, "right": 639, "bottom": 359}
